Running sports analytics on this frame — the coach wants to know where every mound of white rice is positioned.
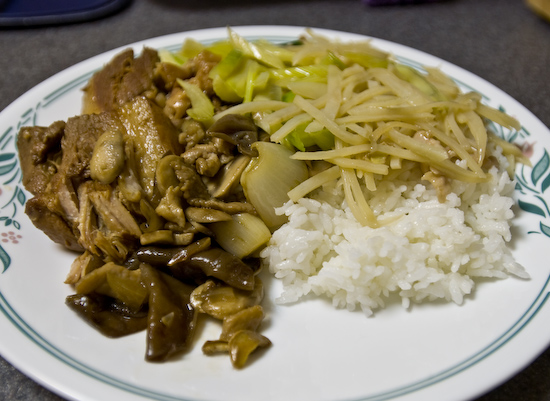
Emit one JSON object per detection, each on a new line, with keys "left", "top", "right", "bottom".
{"left": 261, "top": 145, "right": 528, "bottom": 316}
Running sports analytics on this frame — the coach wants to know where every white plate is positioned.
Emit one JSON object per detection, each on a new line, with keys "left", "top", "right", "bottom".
{"left": 1, "top": 26, "right": 549, "bottom": 401}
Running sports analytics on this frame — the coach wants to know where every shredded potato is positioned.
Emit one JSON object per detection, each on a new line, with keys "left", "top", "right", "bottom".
{"left": 209, "top": 28, "right": 526, "bottom": 226}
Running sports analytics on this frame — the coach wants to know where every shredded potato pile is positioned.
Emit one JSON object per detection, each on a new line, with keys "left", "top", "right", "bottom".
{"left": 202, "top": 29, "right": 528, "bottom": 227}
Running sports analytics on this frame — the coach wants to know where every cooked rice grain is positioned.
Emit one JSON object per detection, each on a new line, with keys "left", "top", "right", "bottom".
{"left": 261, "top": 146, "right": 528, "bottom": 316}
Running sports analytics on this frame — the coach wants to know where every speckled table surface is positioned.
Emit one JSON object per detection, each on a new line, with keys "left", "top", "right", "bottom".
{"left": 1, "top": 0, "right": 550, "bottom": 400}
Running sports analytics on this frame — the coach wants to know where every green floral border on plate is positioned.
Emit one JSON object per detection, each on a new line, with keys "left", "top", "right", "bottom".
{"left": 0, "top": 36, "right": 546, "bottom": 401}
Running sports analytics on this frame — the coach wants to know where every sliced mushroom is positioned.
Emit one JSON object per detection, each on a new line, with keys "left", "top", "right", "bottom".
{"left": 190, "top": 277, "right": 263, "bottom": 320}
{"left": 220, "top": 305, "right": 265, "bottom": 341}
{"left": 155, "top": 186, "right": 187, "bottom": 227}
{"left": 74, "top": 261, "right": 117, "bottom": 295}
{"left": 65, "top": 250, "right": 104, "bottom": 285}
{"left": 207, "top": 114, "right": 259, "bottom": 156}
{"left": 135, "top": 237, "right": 211, "bottom": 266}
{"left": 187, "top": 197, "right": 256, "bottom": 214}
{"left": 168, "top": 237, "right": 211, "bottom": 265}
{"left": 155, "top": 154, "right": 210, "bottom": 200}
{"left": 207, "top": 154, "right": 251, "bottom": 199}
{"left": 185, "top": 207, "right": 232, "bottom": 223}
{"left": 139, "top": 199, "right": 165, "bottom": 233}
{"left": 65, "top": 293, "right": 148, "bottom": 338}
{"left": 105, "top": 264, "right": 149, "bottom": 311}
{"left": 229, "top": 330, "right": 271, "bottom": 368}
{"left": 180, "top": 248, "right": 256, "bottom": 290}
{"left": 202, "top": 340, "right": 230, "bottom": 355}
{"left": 155, "top": 155, "right": 183, "bottom": 197}
{"left": 140, "top": 230, "right": 175, "bottom": 245}
{"left": 201, "top": 305, "right": 269, "bottom": 368}
{"left": 74, "top": 262, "right": 148, "bottom": 311}
{"left": 140, "top": 264, "right": 197, "bottom": 362}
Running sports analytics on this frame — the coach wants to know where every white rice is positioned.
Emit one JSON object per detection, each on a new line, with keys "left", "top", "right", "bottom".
{"left": 261, "top": 145, "right": 528, "bottom": 316}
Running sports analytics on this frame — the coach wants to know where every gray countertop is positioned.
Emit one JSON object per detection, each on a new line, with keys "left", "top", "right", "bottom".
{"left": 1, "top": 0, "right": 550, "bottom": 400}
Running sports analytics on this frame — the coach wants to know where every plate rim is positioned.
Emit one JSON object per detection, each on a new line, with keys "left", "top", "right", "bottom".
{"left": 1, "top": 25, "right": 549, "bottom": 401}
